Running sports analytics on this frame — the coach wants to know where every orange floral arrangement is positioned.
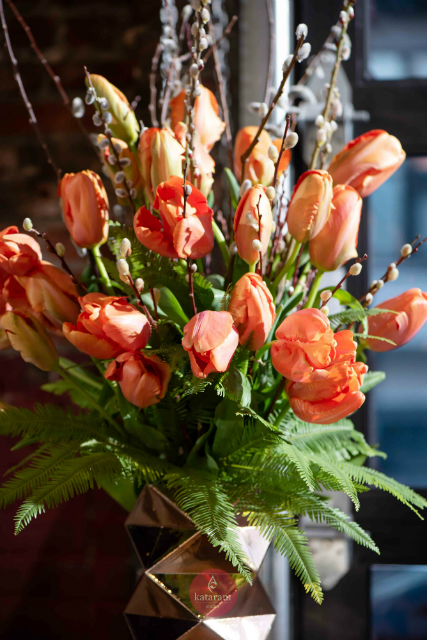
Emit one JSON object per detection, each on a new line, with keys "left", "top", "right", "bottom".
{"left": 0, "top": 0, "right": 426, "bottom": 605}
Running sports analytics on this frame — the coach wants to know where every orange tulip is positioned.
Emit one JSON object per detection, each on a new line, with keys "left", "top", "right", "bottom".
{"left": 0, "top": 226, "right": 42, "bottom": 276}
{"left": 233, "top": 185, "right": 273, "bottom": 266}
{"left": 309, "top": 185, "right": 362, "bottom": 272}
{"left": 328, "top": 129, "right": 405, "bottom": 198}
{"left": 364, "top": 288, "right": 427, "bottom": 352}
{"left": 228, "top": 273, "right": 275, "bottom": 351}
{"left": 105, "top": 351, "right": 171, "bottom": 409}
{"left": 1, "top": 273, "right": 29, "bottom": 313}
{"left": 286, "top": 170, "right": 333, "bottom": 243}
{"left": 170, "top": 85, "right": 225, "bottom": 152}
{"left": 1, "top": 309, "right": 58, "bottom": 371}
{"left": 138, "top": 127, "right": 185, "bottom": 205}
{"left": 16, "top": 261, "right": 80, "bottom": 333}
{"left": 234, "top": 126, "right": 275, "bottom": 186}
{"left": 59, "top": 170, "right": 109, "bottom": 248}
{"left": 271, "top": 308, "right": 336, "bottom": 382}
{"left": 63, "top": 293, "right": 151, "bottom": 360}
{"left": 174, "top": 122, "right": 214, "bottom": 198}
{"left": 98, "top": 134, "right": 144, "bottom": 206}
{"left": 134, "top": 175, "right": 214, "bottom": 260}
{"left": 182, "top": 310, "right": 239, "bottom": 379}
{"left": 88, "top": 74, "right": 139, "bottom": 145}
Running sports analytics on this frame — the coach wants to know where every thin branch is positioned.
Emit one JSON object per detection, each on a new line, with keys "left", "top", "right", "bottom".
{"left": 30, "top": 227, "right": 86, "bottom": 294}
{"left": 126, "top": 272, "right": 156, "bottom": 326}
{"left": 149, "top": 43, "right": 162, "bottom": 127}
{"left": 5, "top": 0, "right": 99, "bottom": 159}
{"left": 264, "top": 0, "right": 275, "bottom": 104}
{"left": 272, "top": 114, "right": 291, "bottom": 188}
{"left": 0, "top": 0, "right": 62, "bottom": 181}
{"left": 320, "top": 254, "right": 368, "bottom": 310}
{"left": 240, "top": 35, "right": 306, "bottom": 182}
{"left": 203, "top": 15, "right": 238, "bottom": 63}
{"left": 208, "top": 19, "right": 233, "bottom": 170}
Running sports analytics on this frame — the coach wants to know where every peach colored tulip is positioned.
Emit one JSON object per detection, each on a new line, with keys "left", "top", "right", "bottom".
{"left": 1, "top": 309, "right": 58, "bottom": 371}
{"left": 134, "top": 175, "right": 214, "bottom": 260}
{"left": 105, "top": 351, "right": 171, "bottom": 409}
{"left": 59, "top": 170, "right": 109, "bottom": 248}
{"left": 2, "top": 273, "right": 30, "bottom": 313}
{"left": 88, "top": 74, "right": 139, "bottom": 145}
{"left": 234, "top": 127, "right": 275, "bottom": 186}
{"left": 364, "top": 288, "right": 427, "bottom": 352}
{"left": 174, "top": 122, "right": 214, "bottom": 198}
{"left": 271, "top": 308, "right": 336, "bottom": 382}
{"left": 170, "top": 85, "right": 225, "bottom": 152}
{"left": 233, "top": 185, "right": 273, "bottom": 266}
{"left": 328, "top": 129, "right": 405, "bottom": 198}
{"left": 228, "top": 273, "right": 275, "bottom": 351}
{"left": 16, "top": 261, "right": 80, "bottom": 333}
{"left": 182, "top": 310, "right": 239, "bottom": 379}
{"left": 0, "top": 226, "right": 42, "bottom": 276}
{"left": 309, "top": 185, "right": 362, "bottom": 272}
{"left": 98, "top": 135, "right": 144, "bottom": 206}
{"left": 63, "top": 293, "right": 151, "bottom": 360}
{"left": 138, "top": 127, "right": 185, "bottom": 205}
{"left": 286, "top": 170, "right": 333, "bottom": 243}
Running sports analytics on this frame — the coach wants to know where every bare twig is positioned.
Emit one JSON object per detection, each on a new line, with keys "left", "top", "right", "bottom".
{"left": 203, "top": 15, "right": 238, "bottom": 63}
{"left": 127, "top": 273, "right": 156, "bottom": 326}
{"left": 320, "top": 254, "right": 368, "bottom": 309}
{"left": 30, "top": 227, "right": 86, "bottom": 294}
{"left": 207, "top": 19, "right": 233, "bottom": 170}
{"left": 160, "top": 57, "right": 176, "bottom": 127}
{"left": 0, "top": 0, "right": 62, "bottom": 181}
{"left": 264, "top": 0, "right": 275, "bottom": 104}
{"left": 5, "top": 0, "right": 99, "bottom": 159}
{"left": 149, "top": 43, "right": 162, "bottom": 127}
{"left": 240, "top": 35, "right": 305, "bottom": 182}
{"left": 272, "top": 114, "right": 291, "bottom": 188}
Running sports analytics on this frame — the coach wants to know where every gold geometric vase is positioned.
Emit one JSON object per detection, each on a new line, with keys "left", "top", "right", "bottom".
{"left": 124, "top": 485, "right": 276, "bottom": 639}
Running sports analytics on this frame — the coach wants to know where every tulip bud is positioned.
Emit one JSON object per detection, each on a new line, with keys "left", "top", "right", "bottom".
{"left": 287, "top": 170, "right": 333, "bottom": 243}
{"left": 234, "top": 127, "right": 275, "bottom": 185}
{"left": 87, "top": 75, "right": 139, "bottom": 145}
{"left": 349, "top": 263, "right": 362, "bottom": 276}
{"left": 228, "top": 273, "right": 276, "bottom": 351}
{"left": 59, "top": 171, "right": 109, "bottom": 249}
{"left": 309, "top": 185, "right": 362, "bottom": 272}
{"left": 105, "top": 352, "right": 171, "bottom": 408}
{"left": 138, "top": 128, "right": 185, "bottom": 205}
{"left": 1, "top": 310, "right": 58, "bottom": 371}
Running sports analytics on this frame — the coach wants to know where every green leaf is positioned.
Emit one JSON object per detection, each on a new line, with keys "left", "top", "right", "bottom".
{"left": 156, "top": 286, "right": 189, "bottom": 327}
{"left": 360, "top": 371, "right": 386, "bottom": 393}
{"left": 224, "top": 167, "right": 240, "bottom": 210}
{"left": 221, "top": 366, "right": 252, "bottom": 408}
{"left": 41, "top": 379, "right": 95, "bottom": 409}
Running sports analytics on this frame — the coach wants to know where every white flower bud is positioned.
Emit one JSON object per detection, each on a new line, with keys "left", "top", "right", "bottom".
{"left": 320, "top": 305, "right": 330, "bottom": 316}
{"left": 349, "top": 263, "right": 362, "bottom": 276}
{"left": 266, "top": 186, "right": 276, "bottom": 201}
{"left": 102, "top": 111, "right": 113, "bottom": 124}
{"left": 349, "top": 7, "right": 354, "bottom": 19}
{"left": 71, "top": 97, "right": 85, "bottom": 119}
{"left": 284, "top": 132, "right": 299, "bottom": 149}
{"left": 370, "top": 280, "right": 378, "bottom": 290}
{"left": 125, "top": 179, "right": 133, "bottom": 189}
{"left": 185, "top": 273, "right": 190, "bottom": 283}
{"left": 295, "top": 23, "right": 308, "bottom": 39}
{"left": 117, "top": 258, "right": 130, "bottom": 276}
{"left": 325, "top": 143, "right": 332, "bottom": 154}
{"left": 189, "top": 63, "right": 199, "bottom": 78}
{"left": 364, "top": 293, "right": 373, "bottom": 305}
{"left": 119, "top": 273, "right": 130, "bottom": 285}
{"left": 388, "top": 267, "right": 399, "bottom": 281}
{"left": 201, "top": 7, "right": 209, "bottom": 22}
{"left": 135, "top": 278, "right": 144, "bottom": 293}
{"left": 315, "top": 114, "right": 324, "bottom": 127}
{"left": 339, "top": 10, "right": 348, "bottom": 23}
{"left": 401, "top": 243, "right": 412, "bottom": 257}
{"left": 114, "top": 171, "right": 125, "bottom": 184}
{"left": 316, "top": 128, "right": 327, "bottom": 144}
{"left": 85, "top": 90, "right": 96, "bottom": 105}
{"left": 191, "top": 0, "right": 201, "bottom": 9}
{"left": 199, "top": 37, "right": 208, "bottom": 51}
{"left": 92, "top": 113, "right": 102, "bottom": 127}
{"left": 23, "top": 218, "right": 33, "bottom": 232}
{"left": 120, "top": 237, "right": 132, "bottom": 258}
{"left": 297, "top": 42, "right": 311, "bottom": 62}
{"left": 283, "top": 55, "right": 294, "bottom": 72}
{"left": 190, "top": 263, "right": 197, "bottom": 273}
{"left": 191, "top": 22, "right": 199, "bottom": 37}
{"left": 252, "top": 239, "right": 262, "bottom": 251}
{"left": 377, "top": 279, "right": 384, "bottom": 289}
{"left": 239, "top": 179, "right": 252, "bottom": 197}
{"left": 287, "top": 286, "right": 295, "bottom": 295}
{"left": 230, "top": 241, "right": 238, "bottom": 255}
{"left": 258, "top": 102, "right": 269, "bottom": 118}
{"left": 342, "top": 45, "right": 351, "bottom": 61}
{"left": 108, "top": 154, "right": 117, "bottom": 165}
{"left": 323, "top": 121, "right": 332, "bottom": 136}
{"left": 330, "top": 120, "right": 339, "bottom": 132}
{"left": 268, "top": 145, "right": 279, "bottom": 162}
{"left": 98, "top": 97, "right": 110, "bottom": 111}
{"left": 129, "top": 188, "right": 138, "bottom": 199}
{"left": 331, "top": 98, "right": 343, "bottom": 118}
{"left": 55, "top": 242, "right": 66, "bottom": 257}
{"left": 184, "top": 184, "right": 192, "bottom": 196}
{"left": 271, "top": 220, "right": 277, "bottom": 234}
{"left": 153, "top": 288, "right": 161, "bottom": 305}
{"left": 115, "top": 188, "right": 127, "bottom": 198}
{"left": 320, "top": 290, "right": 332, "bottom": 302}
{"left": 114, "top": 142, "right": 124, "bottom": 154}
{"left": 193, "top": 85, "right": 202, "bottom": 97}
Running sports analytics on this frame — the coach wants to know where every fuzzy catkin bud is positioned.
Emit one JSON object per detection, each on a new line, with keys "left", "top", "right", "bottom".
{"left": 135, "top": 278, "right": 144, "bottom": 293}
{"left": 320, "top": 305, "right": 330, "bottom": 316}
{"left": 120, "top": 238, "right": 132, "bottom": 258}
{"left": 364, "top": 293, "right": 373, "bottom": 305}
{"left": 266, "top": 186, "right": 276, "bottom": 201}
{"left": 388, "top": 267, "right": 399, "bottom": 281}
{"left": 72, "top": 97, "right": 85, "bottom": 119}
{"left": 23, "top": 218, "right": 33, "bottom": 232}
{"left": 320, "top": 290, "right": 332, "bottom": 302}
{"left": 252, "top": 239, "right": 262, "bottom": 251}
{"left": 297, "top": 42, "right": 311, "bottom": 62}
{"left": 295, "top": 23, "right": 308, "bottom": 39}
{"left": 315, "top": 114, "right": 324, "bottom": 127}
{"left": 401, "top": 243, "right": 412, "bottom": 257}
{"left": 282, "top": 55, "right": 294, "bottom": 72}
{"left": 268, "top": 145, "right": 279, "bottom": 162}
{"left": 55, "top": 242, "right": 66, "bottom": 257}
{"left": 258, "top": 103, "right": 268, "bottom": 118}
{"left": 184, "top": 184, "right": 192, "bottom": 196}
{"left": 316, "top": 129, "right": 327, "bottom": 144}
{"left": 377, "top": 279, "right": 384, "bottom": 289}
{"left": 349, "top": 263, "right": 362, "bottom": 276}
{"left": 117, "top": 258, "right": 130, "bottom": 276}
{"left": 239, "top": 179, "right": 252, "bottom": 197}
{"left": 153, "top": 288, "right": 161, "bottom": 305}
{"left": 284, "top": 132, "right": 299, "bottom": 149}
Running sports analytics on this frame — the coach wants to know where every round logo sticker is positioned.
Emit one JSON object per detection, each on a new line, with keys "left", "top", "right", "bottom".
{"left": 189, "top": 569, "right": 238, "bottom": 617}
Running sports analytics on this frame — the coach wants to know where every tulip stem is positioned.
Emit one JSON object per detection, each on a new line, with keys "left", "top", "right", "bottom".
{"left": 57, "top": 367, "right": 124, "bottom": 438}
{"left": 212, "top": 220, "right": 230, "bottom": 268}
{"left": 274, "top": 400, "right": 290, "bottom": 427}
{"left": 271, "top": 241, "right": 302, "bottom": 290}
{"left": 304, "top": 269, "right": 323, "bottom": 309}
{"left": 91, "top": 245, "right": 115, "bottom": 295}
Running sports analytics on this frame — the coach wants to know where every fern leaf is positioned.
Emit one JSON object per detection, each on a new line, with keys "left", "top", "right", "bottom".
{"left": 360, "top": 371, "right": 386, "bottom": 393}
{"left": 307, "top": 454, "right": 360, "bottom": 510}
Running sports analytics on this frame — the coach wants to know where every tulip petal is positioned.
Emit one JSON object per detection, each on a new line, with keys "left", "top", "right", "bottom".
{"left": 63, "top": 323, "right": 121, "bottom": 359}
{"left": 289, "top": 391, "right": 365, "bottom": 425}
{"left": 133, "top": 206, "right": 178, "bottom": 259}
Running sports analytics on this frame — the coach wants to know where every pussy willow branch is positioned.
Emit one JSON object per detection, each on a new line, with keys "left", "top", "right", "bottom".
{"left": 309, "top": 4, "right": 354, "bottom": 170}
{"left": 319, "top": 254, "right": 367, "bottom": 309}
{"left": 127, "top": 272, "right": 156, "bottom": 326}
{"left": 203, "top": 15, "right": 238, "bottom": 63}
{"left": 182, "top": 162, "right": 197, "bottom": 315}
{"left": 30, "top": 227, "right": 86, "bottom": 294}
{"left": 208, "top": 19, "right": 233, "bottom": 170}
{"left": 0, "top": 0, "right": 62, "bottom": 181}
{"left": 272, "top": 114, "right": 291, "bottom": 189}
{"left": 85, "top": 67, "right": 136, "bottom": 216}
{"left": 264, "top": 0, "right": 275, "bottom": 104}
{"left": 149, "top": 43, "right": 162, "bottom": 127}
{"left": 240, "top": 34, "right": 305, "bottom": 182}
{"left": 5, "top": 0, "right": 99, "bottom": 160}
{"left": 160, "top": 56, "right": 177, "bottom": 127}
